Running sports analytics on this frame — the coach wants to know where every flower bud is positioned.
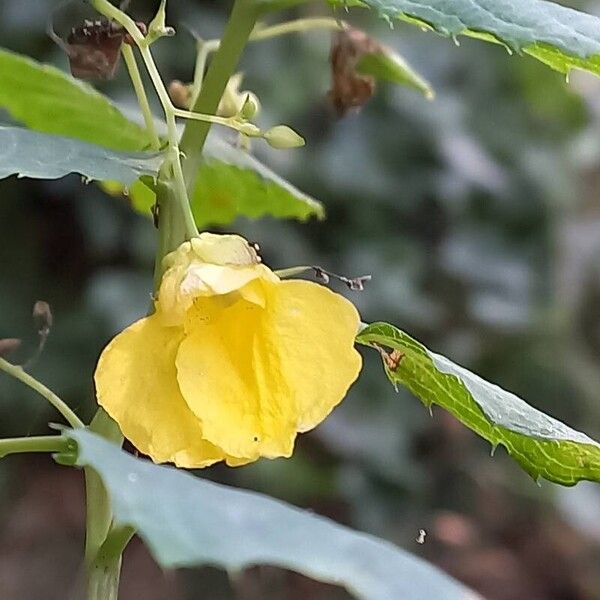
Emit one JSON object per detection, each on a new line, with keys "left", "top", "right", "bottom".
{"left": 33, "top": 301, "right": 53, "bottom": 334}
{"left": 168, "top": 80, "right": 191, "bottom": 109}
{"left": 239, "top": 93, "right": 260, "bottom": 120}
{"left": 264, "top": 125, "right": 305, "bottom": 149}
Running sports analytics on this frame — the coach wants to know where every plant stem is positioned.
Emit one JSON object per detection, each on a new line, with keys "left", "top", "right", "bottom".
{"left": 274, "top": 265, "right": 312, "bottom": 278}
{"left": 180, "top": 0, "right": 258, "bottom": 190}
{"left": 121, "top": 45, "right": 160, "bottom": 150}
{"left": 0, "top": 435, "right": 69, "bottom": 458}
{"left": 98, "top": 525, "right": 136, "bottom": 561}
{"left": 0, "top": 357, "right": 83, "bottom": 428}
{"left": 86, "top": 523, "right": 134, "bottom": 600}
{"left": 251, "top": 17, "right": 343, "bottom": 41}
{"left": 93, "top": 0, "right": 198, "bottom": 253}
{"left": 173, "top": 108, "right": 237, "bottom": 128}
{"left": 189, "top": 40, "right": 213, "bottom": 107}
{"left": 192, "top": 17, "right": 343, "bottom": 81}
{"left": 86, "top": 555, "right": 122, "bottom": 600}
{"left": 152, "top": 178, "right": 193, "bottom": 286}
{"left": 85, "top": 409, "right": 124, "bottom": 565}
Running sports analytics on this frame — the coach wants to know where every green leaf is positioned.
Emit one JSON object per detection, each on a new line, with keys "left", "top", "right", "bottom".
{"left": 0, "top": 48, "right": 150, "bottom": 151}
{"left": 0, "top": 49, "right": 322, "bottom": 224}
{"left": 119, "top": 136, "right": 324, "bottom": 225}
{"left": 335, "top": 0, "right": 600, "bottom": 77}
{"left": 357, "top": 45, "right": 434, "bottom": 99}
{"left": 66, "top": 428, "right": 470, "bottom": 600}
{"left": 193, "top": 136, "right": 324, "bottom": 226}
{"left": 357, "top": 322, "right": 600, "bottom": 486}
{"left": 0, "top": 126, "right": 162, "bottom": 185}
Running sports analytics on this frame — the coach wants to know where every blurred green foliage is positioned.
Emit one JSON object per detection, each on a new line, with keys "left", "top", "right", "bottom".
{"left": 2, "top": 1, "right": 600, "bottom": 598}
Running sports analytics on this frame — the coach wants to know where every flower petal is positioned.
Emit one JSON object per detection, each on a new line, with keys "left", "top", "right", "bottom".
{"left": 176, "top": 289, "right": 297, "bottom": 460}
{"left": 175, "top": 279, "right": 362, "bottom": 459}
{"left": 94, "top": 315, "right": 226, "bottom": 468}
{"left": 262, "top": 280, "right": 362, "bottom": 432}
{"left": 158, "top": 261, "right": 276, "bottom": 327}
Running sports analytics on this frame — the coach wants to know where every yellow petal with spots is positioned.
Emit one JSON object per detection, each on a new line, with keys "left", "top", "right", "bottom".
{"left": 94, "top": 315, "right": 226, "bottom": 468}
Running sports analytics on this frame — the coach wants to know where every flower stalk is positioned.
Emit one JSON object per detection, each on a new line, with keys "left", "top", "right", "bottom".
{"left": 0, "top": 357, "right": 83, "bottom": 428}
{"left": 0, "top": 435, "right": 69, "bottom": 458}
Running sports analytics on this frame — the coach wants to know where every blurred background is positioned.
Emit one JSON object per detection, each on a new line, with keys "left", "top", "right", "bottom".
{"left": 2, "top": 0, "right": 600, "bottom": 598}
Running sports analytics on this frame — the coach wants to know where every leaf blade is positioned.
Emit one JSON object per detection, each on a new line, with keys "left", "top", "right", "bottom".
{"left": 194, "top": 136, "right": 324, "bottom": 226}
{"left": 0, "top": 126, "right": 162, "bottom": 185}
{"left": 335, "top": 0, "right": 600, "bottom": 77}
{"left": 0, "top": 48, "right": 151, "bottom": 151}
{"left": 357, "top": 322, "right": 600, "bottom": 485}
{"left": 66, "top": 429, "right": 472, "bottom": 600}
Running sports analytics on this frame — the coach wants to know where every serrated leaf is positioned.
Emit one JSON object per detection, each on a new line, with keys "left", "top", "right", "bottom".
{"left": 115, "top": 136, "right": 324, "bottom": 225}
{"left": 0, "top": 48, "right": 150, "bottom": 151}
{"left": 66, "top": 429, "right": 472, "bottom": 600}
{"left": 356, "top": 322, "right": 600, "bottom": 486}
{"left": 0, "top": 126, "right": 162, "bottom": 185}
{"left": 335, "top": 0, "right": 600, "bottom": 77}
{"left": 357, "top": 46, "right": 433, "bottom": 99}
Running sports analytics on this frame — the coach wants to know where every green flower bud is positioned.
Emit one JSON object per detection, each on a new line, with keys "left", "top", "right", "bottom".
{"left": 264, "top": 125, "right": 305, "bottom": 149}
{"left": 240, "top": 94, "right": 260, "bottom": 120}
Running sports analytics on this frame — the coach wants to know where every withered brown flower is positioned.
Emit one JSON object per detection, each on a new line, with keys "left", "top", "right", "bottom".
{"left": 328, "top": 27, "right": 379, "bottom": 116}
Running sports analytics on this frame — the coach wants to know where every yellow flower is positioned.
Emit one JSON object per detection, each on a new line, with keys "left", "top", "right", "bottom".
{"left": 94, "top": 233, "right": 362, "bottom": 468}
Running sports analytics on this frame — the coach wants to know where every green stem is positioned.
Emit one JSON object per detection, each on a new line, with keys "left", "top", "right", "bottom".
{"left": 251, "top": 17, "right": 343, "bottom": 41}
{"left": 274, "top": 265, "right": 312, "bottom": 278}
{"left": 86, "top": 555, "right": 122, "bottom": 600}
{"left": 0, "top": 357, "right": 83, "bottom": 428}
{"left": 121, "top": 45, "right": 160, "bottom": 150}
{"left": 93, "top": 0, "right": 198, "bottom": 270}
{"left": 173, "top": 108, "right": 238, "bottom": 128}
{"left": 0, "top": 435, "right": 69, "bottom": 458}
{"left": 180, "top": 0, "right": 259, "bottom": 190}
{"left": 152, "top": 179, "right": 192, "bottom": 286}
{"left": 190, "top": 40, "right": 213, "bottom": 107}
{"left": 194, "top": 18, "right": 343, "bottom": 78}
{"left": 97, "top": 525, "right": 136, "bottom": 562}
{"left": 85, "top": 409, "right": 124, "bottom": 565}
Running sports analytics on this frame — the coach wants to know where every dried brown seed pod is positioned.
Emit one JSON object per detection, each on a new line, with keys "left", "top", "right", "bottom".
{"left": 32, "top": 301, "right": 53, "bottom": 334}
{"left": 50, "top": 19, "right": 147, "bottom": 81}
{"left": 328, "top": 27, "right": 379, "bottom": 116}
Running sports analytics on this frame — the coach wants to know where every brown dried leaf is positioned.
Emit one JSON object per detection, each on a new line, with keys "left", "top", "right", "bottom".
{"left": 328, "top": 27, "right": 379, "bottom": 116}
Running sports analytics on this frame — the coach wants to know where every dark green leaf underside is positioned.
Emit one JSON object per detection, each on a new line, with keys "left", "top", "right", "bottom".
{"left": 357, "top": 322, "right": 600, "bottom": 486}
{"left": 0, "top": 126, "right": 162, "bottom": 185}
{"left": 67, "top": 429, "right": 470, "bottom": 600}
{"left": 0, "top": 48, "right": 151, "bottom": 151}
{"left": 335, "top": 0, "right": 600, "bottom": 77}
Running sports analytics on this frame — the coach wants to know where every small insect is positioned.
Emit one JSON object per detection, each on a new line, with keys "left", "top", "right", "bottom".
{"left": 47, "top": 2, "right": 146, "bottom": 81}
{"left": 416, "top": 529, "right": 427, "bottom": 544}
